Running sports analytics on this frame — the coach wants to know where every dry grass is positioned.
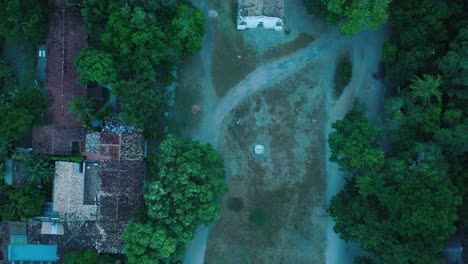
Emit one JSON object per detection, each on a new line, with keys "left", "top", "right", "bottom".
{"left": 261, "top": 33, "right": 314, "bottom": 61}
{"left": 205, "top": 66, "right": 327, "bottom": 263}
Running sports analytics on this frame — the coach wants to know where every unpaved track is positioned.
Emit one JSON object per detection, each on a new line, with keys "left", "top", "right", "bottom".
{"left": 182, "top": 2, "right": 389, "bottom": 261}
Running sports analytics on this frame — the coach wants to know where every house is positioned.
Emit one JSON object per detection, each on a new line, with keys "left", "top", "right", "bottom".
{"left": 237, "top": 0, "right": 284, "bottom": 31}
{"left": 32, "top": 5, "right": 87, "bottom": 156}
{"left": 28, "top": 117, "right": 146, "bottom": 255}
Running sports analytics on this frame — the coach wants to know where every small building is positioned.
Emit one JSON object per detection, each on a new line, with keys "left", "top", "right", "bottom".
{"left": 45, "top": 117, "right": 146, "bottom": 254}
{"left": 237, "top": 0, "right": 284, "bottom": 31}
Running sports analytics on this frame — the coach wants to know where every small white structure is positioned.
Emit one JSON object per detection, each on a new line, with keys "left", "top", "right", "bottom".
{"left": 254, "top": 144, "right": 265, "bottom": 155}
{"left": 237, "top": 0, "right": 284, "bottom": 31}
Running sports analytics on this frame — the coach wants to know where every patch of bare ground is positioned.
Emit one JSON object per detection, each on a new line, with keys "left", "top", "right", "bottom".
{"left": 205, "top": 66, "right": 327, "bottom": 264}
{"left": 261, "top": 33, "right": 315, "bottom": 62}
{"left": 209, "top": 0, "right": 317, "bottom": 98}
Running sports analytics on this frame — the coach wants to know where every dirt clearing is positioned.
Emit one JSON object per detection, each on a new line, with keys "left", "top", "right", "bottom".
{"left": 205, "top": 66, "right": 327, "bottom": 263}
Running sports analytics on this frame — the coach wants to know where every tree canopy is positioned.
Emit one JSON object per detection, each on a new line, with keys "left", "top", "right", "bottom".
{"left": 0, "top": 185, "right": 47, "bottom": 221}
{"left": 304, "top": 0, "right": 392, "bottom": 35}
{"left": 328, "top": 108, "right": 384, "bottom": 173}
{"left": 79, "top": 0, "right": 206, "bottom": 135}
{"left": 74, "top": 48, "right": 116, "bottom": 86}
{"left": 123, "top": 135, "right": 227, "bottom": 263}
{"left": 0, "top": 0, "right": 48, "bottom": 44}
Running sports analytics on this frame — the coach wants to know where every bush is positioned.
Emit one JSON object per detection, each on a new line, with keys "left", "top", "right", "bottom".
{"left": 335, "top": 59, "right": 353, "bottom": 97}
{"left": 226, "top": 197, "right": 244, "bottom": 212}
{"left": 249, "top": 208, "right": 268, "bottom": 226}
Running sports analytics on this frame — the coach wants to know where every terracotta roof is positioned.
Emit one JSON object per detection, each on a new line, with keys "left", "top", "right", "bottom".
{"left": 33, "top": 6, "right": 87, "bottom": 155}
{"left": 45, "top": 7, "right": 87, "bottom": 127}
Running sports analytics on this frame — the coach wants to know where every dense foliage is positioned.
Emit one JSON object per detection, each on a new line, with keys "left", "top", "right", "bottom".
{"left": 328, "top": 1, "right": 468, "bottom": 262}
{"left": 0, "top": 0, "right": 49, "bottom": 44}
{"left": 123, "top": 135, "right": 227, "bottom": 263}
{"left": 0, "top": 88, "right": 46, "bottom": 141}
{"left": 0, "top": 185, "right": 47, "bottom": 221}
{"left": 63, "top": 248, "right": 116, "bottom": 264}
{"left": 74, "top": 48, "right": 116, "bottom": 86}
{"left": 304, "top": 0, "right": 392, "bottom": 35}
{"left": 328, "top": 107, "right": 384, "bottom": 174}
{"left": 78, "top": 0, "right": 206, "bottom": 137}
{"left": 24, "top": 152, "right": 55, "bottom": 185}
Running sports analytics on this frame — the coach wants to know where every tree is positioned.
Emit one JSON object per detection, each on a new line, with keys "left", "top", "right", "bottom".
{"left": 384, "top": 0, "right": 452, "bottom": 86}
{"left": 0, "top": 105, "right": 33, "bottom": 141}
{"left": 0, "top": 88, "right": 47, "bottom": 142}
{"left": 409, "top": 74, "right": 443, "bottom": 107}
{"left": 69, "top": 95, "right": 95, "bottom": 122}
{"left": 100, "top": 6, "right": 170, "bottom": 80}
{"left": 25, "top": 153, "right": 55, "bottom": 185}
{"left": 0, "top": 186, "right": 47, "bottom": 221}
{"left": 171, "top": 4, "right": 206, "bottom": 56}
{"left": 328, "top": 108, "right": 384, "bottom": 173}
{"left": 122, "top": 221, "right": 179, "bottom": 264}
{"left": 74, "top": 48, "right": 116, "bottom": 86}
{"left": 63, "top": 248, "right": 116, "bottom": 264}
{"left": 437, "top": 26, "right": 468, "bottom": 99}
{"left": 117, "top": 80, "right": 166, "bottom": 138}
{"left": 123, "top": 135, "right": 227, "bottom": 263}
{"left": 9, "top": 88, "right": 47, "bottom": 126}
{"left": 304, "top": 0, "right": 391, "bottom": 35}
{"left": 329, "top": 164, "right": 460, "bottom": 263}
{"left": 0, "top": 0, "right": 48, "bottom": 44}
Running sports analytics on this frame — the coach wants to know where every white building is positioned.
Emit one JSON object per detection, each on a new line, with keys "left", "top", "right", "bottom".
{"left": 237, "top": 0, "right": 284, "bottom": 31}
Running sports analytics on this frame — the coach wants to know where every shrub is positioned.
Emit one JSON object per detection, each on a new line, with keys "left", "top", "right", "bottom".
{"left": 226, "top": 197, "right": 244, "bottom": 212}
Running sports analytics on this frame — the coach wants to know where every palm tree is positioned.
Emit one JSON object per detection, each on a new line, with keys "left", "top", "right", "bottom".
{"left": 25, "top": 153, "right": 55, "bottom": 185}
{"left": 409, "top": 74, "right": 443, "bottom": 107}
{"left": 69, "top": 95, "right": 95, "bottom": 122}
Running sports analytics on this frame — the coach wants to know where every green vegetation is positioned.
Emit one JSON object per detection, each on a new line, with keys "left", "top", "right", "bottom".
{"left": 123, "top": 135, "right": 227, "bottom": 263}
{"left": 249, "top": 208, "right": 268, "bottom": 227}
{"left": 0, "top": 86, "right": 47, "bottom": 154}
{"left": 0, "top": 0, "right": 48, "bottom": 44}
{"left": 328, "top": 1, "right": 468, "bottom": 262}
{"left": 304, "top": 0, "right": 391, "bottom": 35}
{"left": 63, "top": 248, "right": 116, "bottom": 264}
{"left": 24, "top": 152, "right": 55, "bottom": 185}
{"left": 69, "top": 95, "right": 95, "bottom": 123}
{"left": 74, "top": 48, "right": 116, "bottom": 86}
{"left": 226, "top": 197, "right": 244, "bottom": 212}
{"left": 334, "top": 54, "right": 352, "bottom": 97}
{"left": 328, "top": 107, "right": 384, "bottom": 174}
{"left": 78, "top": 0, "right": 206, "bottom": 137}
{"left": 0, "top": 185, "right": 46, "bottom": 221}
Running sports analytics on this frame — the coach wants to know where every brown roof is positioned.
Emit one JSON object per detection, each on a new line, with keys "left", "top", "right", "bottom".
{"left": 32, "top": 126, "right": 84, "bottom": 155}
{"left": 46, "top": 7, "right": 87, "bottom": 127}
{"left": 239, "top": 0, "right": 284, "bottom": 18}
{"left": 34, "top": 6, "right": 87, "bottom": 155}
{"left": 50, "top": 160, "right": 145, "bottom": 254}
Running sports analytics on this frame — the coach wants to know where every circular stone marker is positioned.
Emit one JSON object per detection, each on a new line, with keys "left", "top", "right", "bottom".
{"left": 253, "top": 144, "right": 265, "bottom": 155}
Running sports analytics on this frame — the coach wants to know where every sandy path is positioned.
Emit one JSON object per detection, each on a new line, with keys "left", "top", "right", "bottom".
{"left": 182, "top": 3, "right": 389, "bottom": 262}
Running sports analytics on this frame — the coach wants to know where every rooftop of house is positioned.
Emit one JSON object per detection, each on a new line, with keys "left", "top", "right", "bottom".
{"left": 32, "top": 6, "right": 87, "bottom": 156}
{"left": 239, "top": 0, "right": 284, "bottom": 18}
{"left": 50, "top": 158, "right": 145, "bottom": 254}
{"left": 83, "top": 117, "right": 144, "bottom": 161}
